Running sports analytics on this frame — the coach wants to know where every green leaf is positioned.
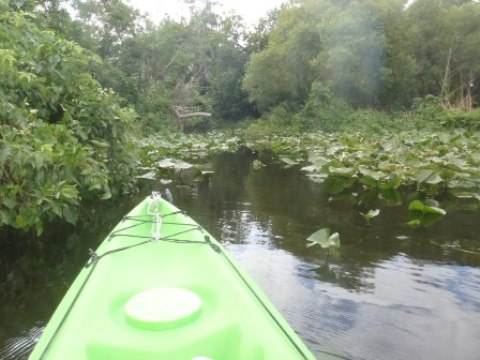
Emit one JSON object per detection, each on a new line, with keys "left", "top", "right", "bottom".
{"left": 15, "top": 213, "right": 29, "bottom": 229}
{"left": 50, "top": 202, "right": 63, "bottom": 217}
{"left": 324, "top": 177, "right": 348, "bottom": 195}
{"left": 358, "top": 166, "right": 383, "bottom": 181}
{"left": 360, "top": 209, "right": 380, "bottom": 224}
{"left": 379, "top": 174, "right": 403, "bottom": 190}
{"left": 100, "top": 188, "right": 112, "bottom": 200}
{"left": 60, "top": 184, "right": 78, "bottom": 199}
{"left": 415, "top": 170, "right": 434, "bottom": 184}
{"left": 3, "top": 196, "right": 17, "bottom": 210}
{"left": 359, "top": 176, "right": 379, "bottom": 188}
{"left": 279, "top": 155, "right": 298, "bottom": 166}
{"left": 136, "top": 171, "right": 157, "bottom": 180}
{"left": 424, "top": 206, "right": 446, "bottom": 216}
{"left": 0, "top": 210, "right": 12, "bottom": 225}
{"left": 408, "top": 200, "right": 425, "bottom": 212}
{"left": 62, "top": 206, "right": 78, "bottom": 224}
{"left": 306, "top": 228, "right": 341, "bottom": 249}
{"left": 329, "top": 166, "right": 356, "bottom": 176}
{"left": 408, "top": 200, "right": 446, "bottom": 215}
{"left": 425, "top": 173, "right": 443, "bottom": 185}
{"left": 380, "top": 189, "right": 402, "bottom": 206}
{"left": 407, "top": 219, "right": 422, "bottom": 228}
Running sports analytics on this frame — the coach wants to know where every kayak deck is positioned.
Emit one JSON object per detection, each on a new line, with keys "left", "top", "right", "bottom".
{"left": 29, "top": 195, "right": 315, "bottom": 360}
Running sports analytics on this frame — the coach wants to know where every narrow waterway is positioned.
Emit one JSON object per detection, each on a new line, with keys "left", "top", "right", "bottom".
{"left": 2, "top": 149, "right": 480, "bottom": 359}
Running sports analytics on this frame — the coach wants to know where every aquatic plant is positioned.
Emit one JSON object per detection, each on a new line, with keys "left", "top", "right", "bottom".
{"left": 360, "top": 209, "right": 380, "bottom": 225}
{"left": 247, "top": 129, "right": 480, "bottom": 201}
{"left": 306, "top": 228, "right": 340, "bottom": 249}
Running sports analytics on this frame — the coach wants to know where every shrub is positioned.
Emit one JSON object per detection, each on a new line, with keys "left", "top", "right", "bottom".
{"left": 0, "top": 7, "right": 137, "bottom": 234}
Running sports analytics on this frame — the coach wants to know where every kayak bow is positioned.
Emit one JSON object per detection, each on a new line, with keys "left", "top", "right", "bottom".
{"left": 29, "top": 192, "right": 316, "bottom": 360}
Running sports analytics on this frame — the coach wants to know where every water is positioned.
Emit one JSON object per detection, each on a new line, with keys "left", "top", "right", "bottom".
{"left": 2, "top": 149, "right": 480, "bottom": 359}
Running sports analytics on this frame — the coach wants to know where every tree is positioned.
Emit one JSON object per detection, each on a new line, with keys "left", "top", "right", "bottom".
{"left": 71, "top": 0, "right": 144, "bottom": 58}
{"left": 0, "top": 3, "right": 137, "bottom": 234}
{"left": 316, "top": 0, "right": 388, "bottom": 106}
{"left": 243, "top": 1, "right": 322, "bottom": 111}
{"left": 406, "top": 0, "right": 480, "bottom": 107}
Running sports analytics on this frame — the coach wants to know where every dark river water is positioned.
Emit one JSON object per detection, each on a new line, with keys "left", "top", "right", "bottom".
{"left": 2, "top": 149, "right": 480, "bottom": 360}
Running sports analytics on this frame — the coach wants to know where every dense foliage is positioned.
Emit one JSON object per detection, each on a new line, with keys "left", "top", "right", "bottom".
{"left": 63, "top": 0, "right": 254, "bottom": 130}
{"left": 0, "top": 2, "right": 137, "bottom": 234}
{"left": 247, "top": 130, "right": 480, "bottom": 196}
{"left": 244, "top": 0, "right": 480, "bottom": 132}
{"left": 245, "top": 129, "right": 480, "bottom": 228}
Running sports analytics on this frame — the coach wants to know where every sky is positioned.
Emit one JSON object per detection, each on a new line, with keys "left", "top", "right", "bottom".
{"left": 126, "top": 0, "right": 287, "bottom": 26}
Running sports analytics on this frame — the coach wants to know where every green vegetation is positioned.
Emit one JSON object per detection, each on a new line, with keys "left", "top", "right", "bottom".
{"left": 0, "top": 2, "right": 136, "bottom": 234}
{"left": 407, "top": 199, "right": 447, "bottom": 228}
{"left": 246, "top": 130, "right": 480, "bottom": 196}
{"left": 245, "top": 128, "right": 480, "bottom": 227}
{"left": 244, "top": 0, "right": 480, "bottom": 115}
{"left": 306, "top": 228, "right": 340, "bottom": 249}
{"left": 1, "top": 0, "right": 480, "bottom": 237}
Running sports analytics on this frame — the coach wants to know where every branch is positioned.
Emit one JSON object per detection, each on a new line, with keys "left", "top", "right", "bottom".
{"left": 173, "top": 106, "right": 211, "bottom": 118}
{"left": 176, "top": 111, "right": 212, "bottom": 119}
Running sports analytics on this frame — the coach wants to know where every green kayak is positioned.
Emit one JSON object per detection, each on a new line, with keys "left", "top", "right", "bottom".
{"left": 29, "top": 192, "right": 316, "bottom": 360}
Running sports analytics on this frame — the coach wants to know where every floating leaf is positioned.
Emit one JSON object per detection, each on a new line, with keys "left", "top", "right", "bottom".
{"left": 408, "top": 199, "right": 446, "bottom": 215}
{"left": 360, "top": 209, "right": 380, "bottom": 224}
{"left": 157, "top": 158, "right": 177, "bottom": 168}
{"left": 324, "top": 177, "right": 348, "bottom": 195}
{"left": 136, "top": 171, "right": 157, "bottom": 180}
{"left": 415, "top": 170, "right": 434, "bottom": 184}
{"left": 425, "top": 173, "right": 443, "bottom": 185}
{"left": 408, "top": 200, "right": 425, "bottom": 212}
{"left": 279, "top": 155, "right": 298, "bottom": 166}
{"left": 407, "top": 199, "right": 446, "bottom": 228}
{"left": 358, "top": 166, "right": 383, "bottom": 181}
{"left": 301, "top": 165, "right": 318, "bottom": 173}
{"left": 407, "top": 219, "right": 422, "bottom": 228}
{"left": 423, "top": 206, "right": 446, "bottom": 216}
{"left": 329, "top": 166, "right": 356, "bottom": 177}
{"left": 306, "top": 228, "right": 341, "bottom": 249}
{"left": 379, "top": 174, "right": 403, "bottom": 190}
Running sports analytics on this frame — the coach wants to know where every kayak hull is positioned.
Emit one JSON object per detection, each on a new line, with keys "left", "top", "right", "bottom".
{"left": 29, "top": 196, "right": 315, "bottom": 360}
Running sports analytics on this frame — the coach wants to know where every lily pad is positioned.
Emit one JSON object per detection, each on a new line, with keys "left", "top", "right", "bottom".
{"left": 408, "top": 200, "right": 446, "bottom": 215}
{"left": 329, "top": 166, "right": 356, "bottom": 177}
{"left": 306, "top": 228, "right": 341, "bottom": 249}
{"left": 360, "top": 209, "right": 380, "bottom": 224}
{"left": 279, "top": 155, "right": 299, "bottom": 167}
{"left": 136, "top": 171, "right": 157, "bottom": 180}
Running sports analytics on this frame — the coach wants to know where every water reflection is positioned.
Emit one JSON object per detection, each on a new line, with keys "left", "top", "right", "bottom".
{"left": 178, "top": 150, "right": 480, "bottom": 360}
{"left": 2, "top": 149, "right": 480, "bottom": 360}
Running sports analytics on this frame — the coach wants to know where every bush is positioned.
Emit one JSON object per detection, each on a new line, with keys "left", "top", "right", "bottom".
{"left": 0, "top": 7, "right": 138, "bottom": 234}
{"left": 439, "top": 108, "right": 480, "bottom": 131}
{"left": 244, "top": 103, "right": 299, "bottom": 139}
{"left": 295, "top": 82, "right": 353, "bottom": 132}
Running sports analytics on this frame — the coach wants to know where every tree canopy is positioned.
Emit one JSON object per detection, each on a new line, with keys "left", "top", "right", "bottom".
{"left": 244, "top": 0, "right": 480, "bottom": 111}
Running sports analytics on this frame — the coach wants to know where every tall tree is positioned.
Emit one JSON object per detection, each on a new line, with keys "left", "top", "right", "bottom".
{"left": 406, "top": 0, "right": 480, "bottom": 107}
{"left": 243, "top": 1, "right": 322, "bottom": 111}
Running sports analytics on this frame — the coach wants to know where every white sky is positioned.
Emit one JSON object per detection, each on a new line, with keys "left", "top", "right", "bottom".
{"left": 126, "top": 0, "right": 287, "bottom": 26}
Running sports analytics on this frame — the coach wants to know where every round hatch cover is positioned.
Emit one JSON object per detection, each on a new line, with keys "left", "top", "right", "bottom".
{"left": 125, "top": 287, "right": 202, "bottom": 330}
